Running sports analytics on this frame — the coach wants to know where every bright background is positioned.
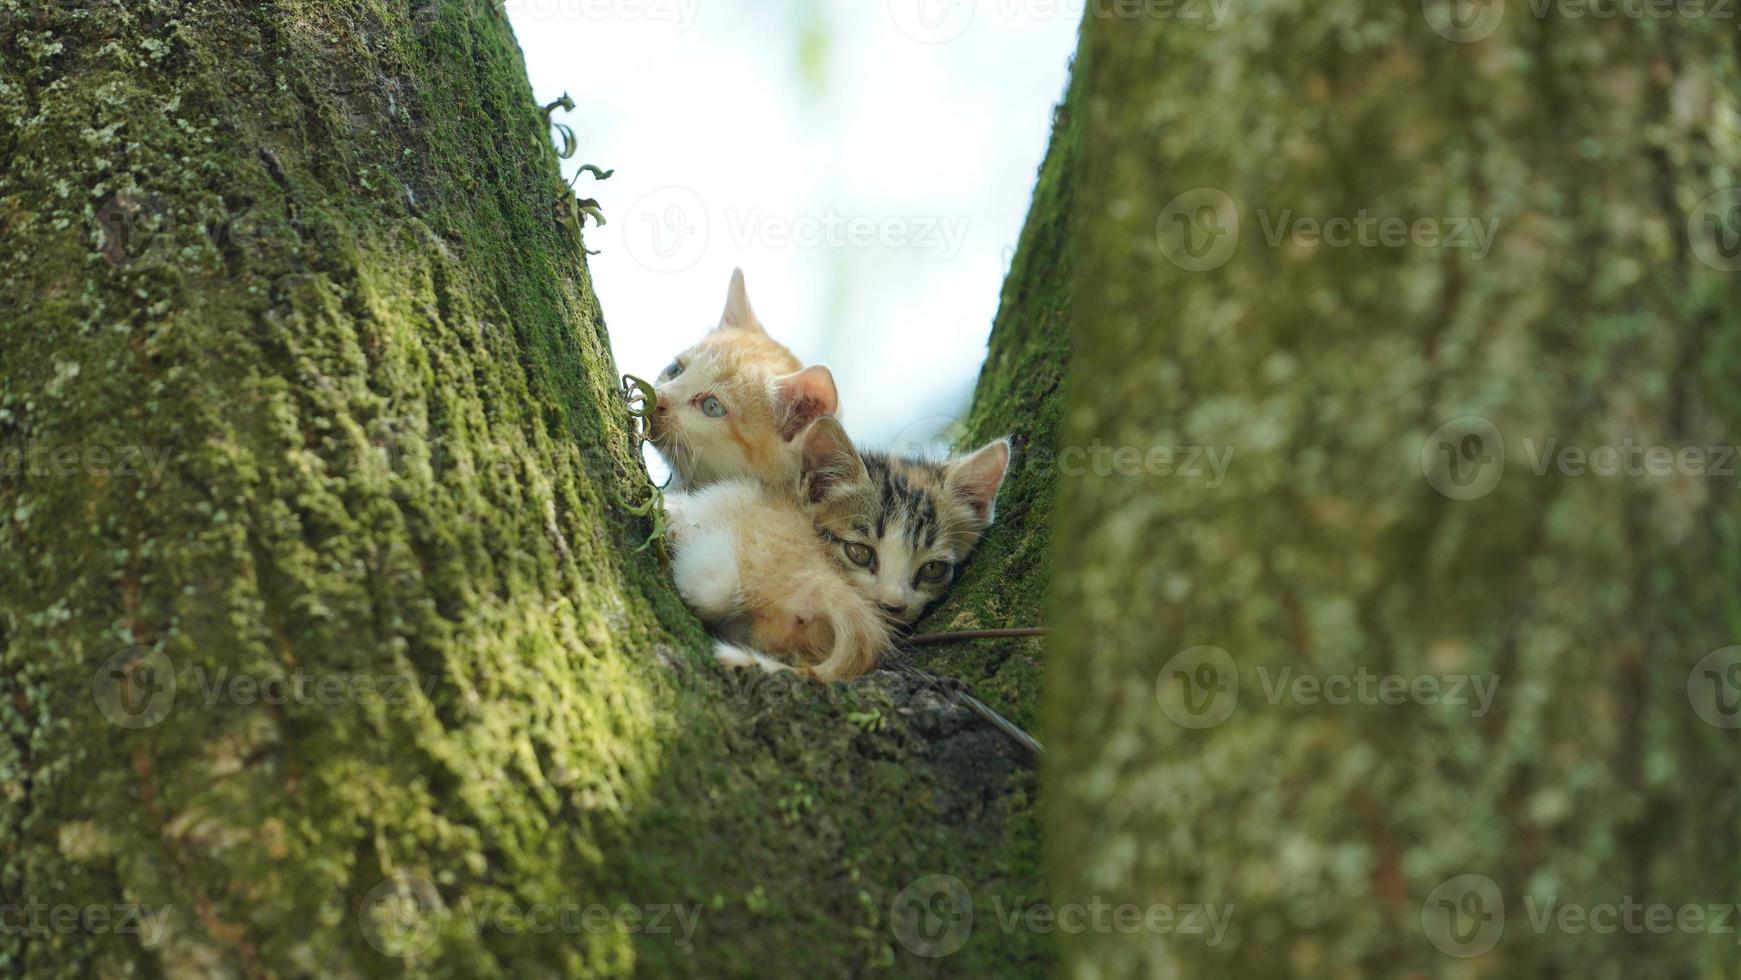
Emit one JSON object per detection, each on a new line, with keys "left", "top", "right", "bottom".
{"left": 509, "top": 0, "right": 1077, "bottom": 472}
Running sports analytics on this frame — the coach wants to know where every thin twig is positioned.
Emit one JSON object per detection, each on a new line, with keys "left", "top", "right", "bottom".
{"left": 892, "top": 662, "right": 1044, "bottom": 759}
{"left": 902, "top": 627, "right": 1050, "bottom": 647}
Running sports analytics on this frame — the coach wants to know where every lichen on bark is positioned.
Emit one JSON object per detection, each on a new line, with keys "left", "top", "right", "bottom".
{"left": 1052, "top": 6, "right": 1741, "bottom": 978}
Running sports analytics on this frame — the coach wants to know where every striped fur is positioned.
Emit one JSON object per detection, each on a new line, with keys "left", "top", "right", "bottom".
{"left": 805, "top": 429, "right": 1012, "bottom": 626}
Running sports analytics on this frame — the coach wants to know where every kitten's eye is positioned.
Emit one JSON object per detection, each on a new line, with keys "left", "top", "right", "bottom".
{"left": 699, "top": 395, "right": 727, "bottom": 418}
{"left": 843, "top": 542, "right": 875, "bottom": 568}
{"left": 661, "top": 359, "right": 684, "bottom": 380}
{"left": 918, "top": 560, "right": 950, "bottom": 583}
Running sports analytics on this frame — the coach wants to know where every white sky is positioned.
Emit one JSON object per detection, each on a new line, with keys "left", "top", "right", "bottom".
{"left": 509, "top": 0, "right": 1077, "bottom": 467}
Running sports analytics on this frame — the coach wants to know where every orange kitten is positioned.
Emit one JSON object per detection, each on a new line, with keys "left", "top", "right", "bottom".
{"left": 666, "top": 419, "right": 1012, "bottom": 681}
{"left": 647, "top": 269, "right": 838, "bottom": 490}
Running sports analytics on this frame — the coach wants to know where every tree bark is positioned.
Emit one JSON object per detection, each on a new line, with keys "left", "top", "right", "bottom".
{"left": 1053, "top": 6, "right": 1741, "bottom": 978}
{"left": 0, "top": 1, "right": 1067, "bottom": 975}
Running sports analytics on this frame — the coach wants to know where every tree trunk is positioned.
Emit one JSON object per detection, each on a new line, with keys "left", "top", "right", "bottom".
{"left": 0, "top": 1, "right": 1067, "bottom": 975}
{"left": 1053, "top": 6, "right": 1740, "bottom": 978}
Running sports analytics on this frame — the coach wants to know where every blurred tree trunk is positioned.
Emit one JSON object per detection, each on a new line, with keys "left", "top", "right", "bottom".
{"left": 1052, "top": 5, "right": 1741, "bottom": 978}
{"left": 0, "top": 1, "right": 1066, "bottom": 975}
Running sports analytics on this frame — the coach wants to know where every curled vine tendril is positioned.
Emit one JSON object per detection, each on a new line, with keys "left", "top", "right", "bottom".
{"left": 618, "top": 374, "right": 668, "bottom": 561}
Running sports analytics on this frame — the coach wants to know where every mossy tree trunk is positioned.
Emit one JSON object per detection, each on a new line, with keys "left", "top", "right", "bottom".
{"left": 0, "top": 1, "right": 1067, "bottom": 976}
{"left": 1053, "top": 6, "right": 1741, "bottom": 978}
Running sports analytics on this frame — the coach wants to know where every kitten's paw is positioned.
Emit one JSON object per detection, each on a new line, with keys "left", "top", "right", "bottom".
{"left": 713, "top": 641, "right": 793, "bottom": 675}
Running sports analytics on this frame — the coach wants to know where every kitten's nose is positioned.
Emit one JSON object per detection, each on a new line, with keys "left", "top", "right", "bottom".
{"left": 653, "top": 396, "right": 668, "bottom": 415}
{"left": 879, "top": 600, "right": 904, "bottom": 615}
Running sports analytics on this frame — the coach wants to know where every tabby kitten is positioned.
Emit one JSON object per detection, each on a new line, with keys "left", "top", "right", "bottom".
{"left": 666, "top": 418, "right": 1011, "bottom": 681}
{"left": 647, "top": 268, "right": 838, "bottom": 490}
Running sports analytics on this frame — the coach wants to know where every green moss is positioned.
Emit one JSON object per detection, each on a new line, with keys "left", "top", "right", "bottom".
{"left": 912, "top": 59, "right": 1080, "bottom": 734}
{"left": 1051, "top": 6, "right": 1741, "bottom": 978}
{"left": 0, "top": 1, "right": 1070, "bottom": 975}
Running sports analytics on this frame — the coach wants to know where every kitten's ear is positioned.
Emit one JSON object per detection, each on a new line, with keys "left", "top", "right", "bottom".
{"left": 801, "top": 417, "right": 868, "bottom": 503}
{"left": 716, "top": 267, "right": 764, "bottom": 333}
{"left": 773, "top": 366, "right": 839, "bottom": 442}
{"left": 944, "top": 438, "right": 1012, "bottom": 524}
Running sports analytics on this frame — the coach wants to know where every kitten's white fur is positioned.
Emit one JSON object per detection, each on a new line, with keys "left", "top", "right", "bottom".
{"left": 666, "top": 470, "right": 891, "bottom": 681}
{"left": 712, "top": 641, "right": 793, "bottom": 675}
